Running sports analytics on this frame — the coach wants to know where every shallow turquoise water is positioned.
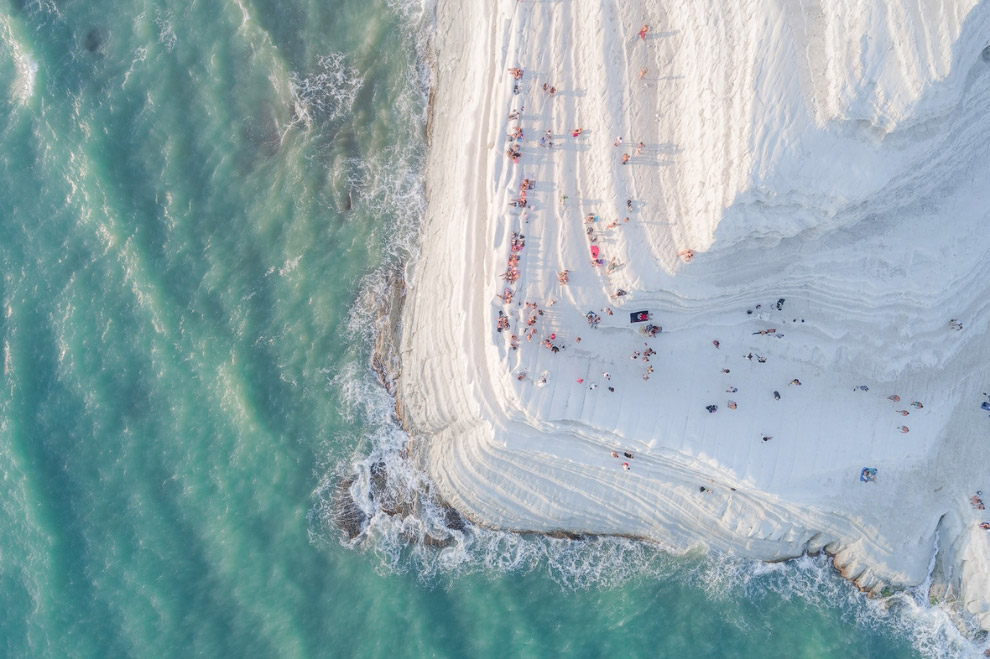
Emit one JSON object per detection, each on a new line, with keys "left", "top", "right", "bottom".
{"left": 0, "top": 0, "right": 976, "bottom": 656}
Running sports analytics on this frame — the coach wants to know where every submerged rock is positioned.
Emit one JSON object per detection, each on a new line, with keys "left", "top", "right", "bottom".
{"left": 439, "top": 502, "right": 466, "bottom": 532}
{"left": 332, "top": 476, "right": 366, "bottom": 540}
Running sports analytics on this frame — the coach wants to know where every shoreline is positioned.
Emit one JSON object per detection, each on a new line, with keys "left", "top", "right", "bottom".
{"left": 392, "top": 0, "right": 990, "bottom": 634}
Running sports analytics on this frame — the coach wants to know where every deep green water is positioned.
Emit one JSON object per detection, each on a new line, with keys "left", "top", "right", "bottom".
{"left": 0, "top": 0, "right": 979, "bottom": 656}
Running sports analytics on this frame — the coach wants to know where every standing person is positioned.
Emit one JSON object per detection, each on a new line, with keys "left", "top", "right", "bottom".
{"left": 638, "top": 24, "right": 649, "bottom": 40}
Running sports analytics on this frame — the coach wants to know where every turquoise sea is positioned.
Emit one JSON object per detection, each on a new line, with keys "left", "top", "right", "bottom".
{"left": 0, "top": 0, "right": 981, "bottom": 656}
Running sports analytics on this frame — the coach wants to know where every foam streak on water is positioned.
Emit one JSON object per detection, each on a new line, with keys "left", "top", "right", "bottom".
{"left": 0, "top": 16, "right": 38, "bottom": 106}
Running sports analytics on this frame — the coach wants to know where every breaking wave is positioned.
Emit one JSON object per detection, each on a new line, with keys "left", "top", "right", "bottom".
{"left": 290, "top": 52, "right": 363, "bottom": 127}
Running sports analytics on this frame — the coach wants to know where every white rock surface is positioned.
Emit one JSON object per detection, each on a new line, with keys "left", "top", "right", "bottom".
{"left": 399, "top": 0, "right": 990, "bottom": 632}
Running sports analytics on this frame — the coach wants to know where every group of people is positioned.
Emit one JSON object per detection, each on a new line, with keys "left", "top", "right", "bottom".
{"left": 519, "top": 22, "right": 663, "bottom": 396}
{"left": 499, "top": 28, "right": 984, "bottom": 542}
{"left": 508, "top": 177, "right": 532, "bottom": 208}
{"left": 614, "top": 136, "right": 647, "bottom": 165}
{"left": 492, "top": 21, "right": 689, "bottom": 413}
{"left": 498, "top": 62, "right": 575, "bottom": 366}
{"left": 538, "top": 129, "right": 554, "bottom": 149}
{"left": 626, "top": 345, "right": 656, "bottom": 380}
{"left": 522, "top": 301, "right": 547, "bottom": 344}
{"left": 494, "top": 233, "right": 527, "bottom": 333}
{"left": 708, "top": 306, "right": 934, "bottom": 445}
{"left": 610, "top": 450, "right": 634, "bottom": 471}
{"left": 498, "top": 15, "right": 655, "bottom": 326}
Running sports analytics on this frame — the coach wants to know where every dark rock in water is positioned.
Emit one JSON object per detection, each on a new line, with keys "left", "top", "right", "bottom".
{"left": 378, "top": 492, "right": 411, "bottom": 518}
{"left": 84, "top": 28, "right": 103, "bottom": 53}
{"left": 330, "top": 157, "right": 356, "bottom": 213}
{"left": 370, "top": 271, "right": 405, "bottom": 398}
{"left": 370, "top": 460, "right": 388, "bottom": 494}
{"left": 402, "top": 500, "right": 466, "bottom": 550}
{"left": 398, "top": 529, "right": 453, "bottom": 549}
{"left": 422, "top": 533, "right": 454, "bottom": 548}
{"left": 546, "top": 530, "right": 593, "bottom": 541}
{"left": 439, "top": 503, "right": 466, "bottom": 532}
{"left": 369, "top": 461, "right": 417, "bottom": 518}
{"left": 333, "top": 477, "right": 366, "bottom": 540}
{"left": 382, "top": 500, "right": 414, "bottom": 518}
